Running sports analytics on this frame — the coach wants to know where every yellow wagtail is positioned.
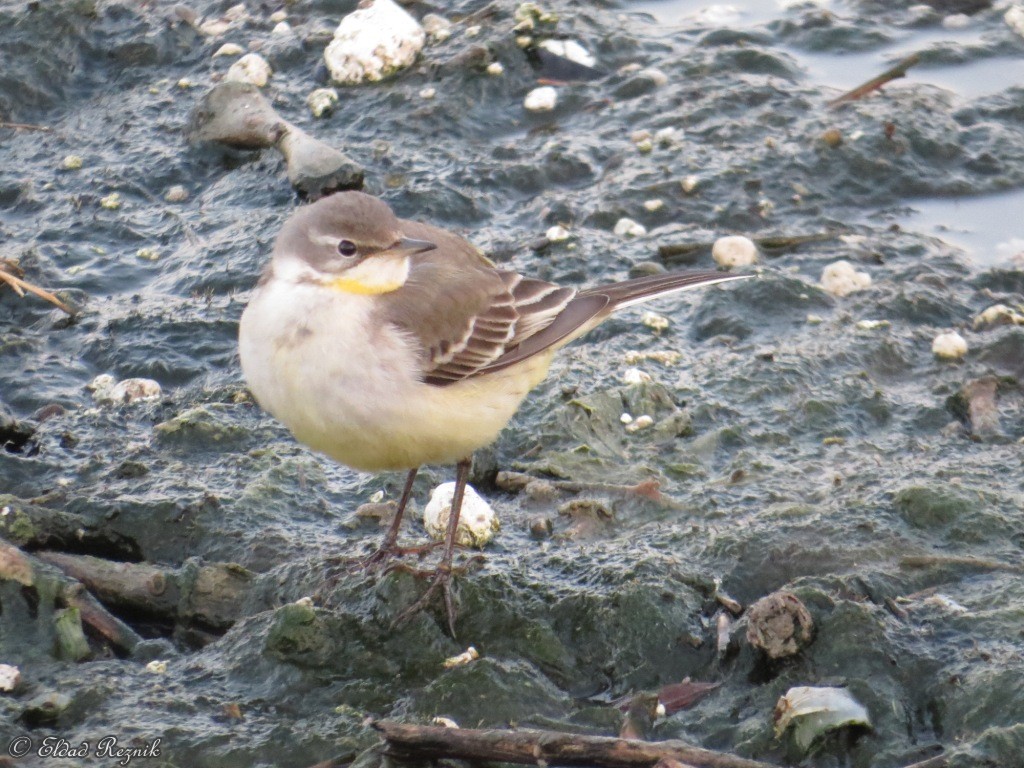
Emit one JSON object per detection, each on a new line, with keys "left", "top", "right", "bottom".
{"left": 239, "top": 191, "right": 747, "bottom": 629}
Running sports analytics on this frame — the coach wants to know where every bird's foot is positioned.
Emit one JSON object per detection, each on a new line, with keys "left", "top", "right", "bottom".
{"left": 361, "top": 540, "right": 444, "bottom": 572}
{"left": 390, "top": 561, "right": 461, "bottom": 637}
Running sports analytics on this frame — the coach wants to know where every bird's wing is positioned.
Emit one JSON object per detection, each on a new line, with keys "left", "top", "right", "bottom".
{"left": 375, "top": 221, "right": 576, "bottom": 385}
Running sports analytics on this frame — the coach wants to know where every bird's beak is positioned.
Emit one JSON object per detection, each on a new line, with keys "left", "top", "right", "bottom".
{"left": 382, "top": 236, "right": 437, "bottom": 257}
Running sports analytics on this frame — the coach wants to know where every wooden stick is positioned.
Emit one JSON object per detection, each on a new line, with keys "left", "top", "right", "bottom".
{"left": 0, "top": 265, "right": 76, "bottom": 315}
{"left": 373, "top": 720, "right": 779, "bottom": 768}
{"left": 0, "top": 121, "right": 51, "bottom": 132}
{"left": 827, "top": 53, "right": 921, "bottom": 107}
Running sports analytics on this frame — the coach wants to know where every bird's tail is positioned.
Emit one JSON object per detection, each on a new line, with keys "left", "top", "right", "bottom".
{"left": 579, "top": 270, "right": 749, "bottom": 311}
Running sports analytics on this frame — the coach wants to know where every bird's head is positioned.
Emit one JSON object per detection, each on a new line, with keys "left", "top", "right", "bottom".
{"left": 271, "top": 191, "right": 436, "bottom": 294}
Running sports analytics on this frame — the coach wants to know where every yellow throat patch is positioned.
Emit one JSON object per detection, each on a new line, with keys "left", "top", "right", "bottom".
{"left": 326, "top": 255, "right": 410, "bottom": 295}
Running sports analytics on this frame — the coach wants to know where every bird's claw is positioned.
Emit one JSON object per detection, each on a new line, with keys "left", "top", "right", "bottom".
{"left": 390, "top": 562, "right": 460, "bottom": 637}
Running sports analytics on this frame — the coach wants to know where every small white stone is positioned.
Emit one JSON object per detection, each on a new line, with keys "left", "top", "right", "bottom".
{"left": 1008, "top": 6, "right": 1024, "bottom": 39}
{"left": 932, "top": 331, "right": 968, "bottom": 360}
{"left": 820, "top": 260, "right": 872, "bottom": 297}
{"left": 61, "top": 154, "right": 83, "bottom": 170}
{"left": 974, "top": 303, "right": 1024, "bottom": 328}
{"left": 942, "top": 13, "right": 970, "bottom": 29}
{"left": 623, "top": 367, "right": 652, "bottom": 385}
{"left": 757, "top": 197, "right": 774, "bottom": 217}
{"left": 524, "top": 86, "right": 558, "bottom": 112}
{"left": 145, "top": 660, "right": 168, "bottom": 675}
{"left": 806, "top": 314, "right": 824, "bottom": 325}
{"left": 537, "top": 39, "right": 596, "bottom": 68}
{"left": 620, "top": 412, "right": 634, "bottom": 424}
{"left": 225, "top": 53, "right": 272, "bottom": 87}
{"left": 419, "top": 86, "right": 437, "bottom": 99}
{"left": 641, "top": 310, "right": 669, "bottom": 331}
{"left": 100, "top": 192, "right": 122, "bottom": 210}
{"left": 306, "top": 87, "right": 339, "bottom": 118}
{"left": 613, "top": 217, "right": 646, "bottom": 238}
{"left": 164, "top": 185, "right": 189, "bottom": 203}
{"left": 271, "top": 21, "right": 292, "bottom": 35}
{"left": 654, "top": 126, "right": 679, "bottom": 146}
{"left": 856, "top": 319, "right": 890, "bottom": 330}
{"left": 369, "top": 489, "right": 384, "bottom": 503}
{"left": 545, "top": 225, "right": 571, "bottom": 242}
{"left": 643, "top": 198, "right": 664, "bottom": 212}
{"left": 443, "top": 646, "right": 480, "bottom": 668}
{"left": 269, "top": 9, "right": 287, "bottom": 23}
{"left": 0, "top": 664, "right": 20, "bottom": 692}
{"left": 176, "top": 77, "right": 196, "bottom": 89}
{"left": 136, "top": 247, "right": 160, "bottom": 262}
{"left": 639, "top": 67, "right": 668, "bottom": 86}
{"left": 224, "top": 4, "right": 247, "bottom": 22}
{"left": 712, "top": 235, "right": 758, "bottom": 268}
{"left": 486, "top": 61, "right": 504, "bottom": 76}
{"left": 423, "top": 482, "right": 499, "bottom": 548}
{"left": 432, "top": 716, "right": 460, "bottom": 728}
{"left": 681, "top": 175, "right": 699, "bottom": 194}
{"left": 465, "top": 25, "right": 482, "bottom": 37}
{"left": 324, "top": 0, "right": 425, "bottom": 84}
{"left": 295, "top": 596, "right": 314, "bottom": 607}
{"left": 630, "top": 129, "right": 651, "bottom": 144}
{"left": 90, "top": 375, "right": 162, "bottom": 405}
{"left": 422, "top": 14, "right": 453, "bottom": 43}
{"left": 625, "top": 414, "right": 655, "bottom": 433}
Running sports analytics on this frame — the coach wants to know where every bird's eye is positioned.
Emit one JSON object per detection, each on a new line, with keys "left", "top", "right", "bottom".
{"left": 337, "top": 239, "right": 357, "bottom": 257}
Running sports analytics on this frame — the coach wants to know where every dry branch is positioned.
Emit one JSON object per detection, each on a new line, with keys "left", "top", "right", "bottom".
{"left": 827, "top": 54, "right": 921, "bottom": 108}
{"left": 0, "top": 260, "right": 75, "bottom": 315}
{"left": 373, "top": 720, "right": 778, "bottom": 768}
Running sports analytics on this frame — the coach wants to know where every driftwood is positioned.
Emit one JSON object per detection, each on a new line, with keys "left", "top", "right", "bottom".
{"left": 0, "top": 494, "right": 139, "bottom": 559}
{"left": 827, "top": 53, "right": 921, "bottom": 108}
{"left": 373, "top": 720, "right": 778, "bottom": 768}
{"left": 0, "top": 537, "right": 142, "bottom": 655}
{"left": 37, "top": 551, "right": 253, "bottom": 631}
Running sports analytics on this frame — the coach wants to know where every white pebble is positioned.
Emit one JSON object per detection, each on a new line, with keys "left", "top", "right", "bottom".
{"left": 614, "top": 217, "right": 646, "bottom": 238}
{"left": 974, "top": 303, "right": 1024, "bottom": 328}
{"left": 419, "top": 87, "right": 437, "bottom": 99}
{"left": 1008, "top": 6, "right": 1024, "bottom": 39}
{"left": 524, "top": 86, "right": 557, "bottom": 112}
{"left": 681, "top": 175, "right": 699, "bottom": 194}
{"left": 61, "top": 154, "right": 83, "bottom": 170}
{"left": 641, "top": 310, "right": 669, "bottom": 331}
{"left": 625, "top": 414, "right": 654, "bottom": 433}
{"left": 942, "top": 13, "right": 970, "bottom": 29}
{"left": 537, "top": 39, "right": 596, "bottom": 68}
{"left": 269, "top": 10, "right": 287, "bottom": 23}
{"left": 145, "top": 660, "right": 168, "bottom": 675}
{"left": 164, "top": 185, "right": 189, "bottom": 203}
{"left": 643, "top": 199, "right": 664, "bottom": 212}
{"left": 856, "top": 319, "right": 889, "bottom": 331}
{"left": 639, "top": 67, "right": 668, "bottom": 86}
{"left": 225, "top": 53, "right": 272, "bottom": 87}
{"left": 486, "top": 61, "right": 504, "bottom": 76}
{"left": 620, "top": 412, "right": 634, "bottom": 424}
{"left": 422, "top": 13, "right": 452, "bottom": 43}
{"left": 212, "top": 42, "right": 245, "bottom": 57}
{"left": 423, "top": 482, "right": 499, "bottom": 548}
{"left": 324, "top": 0, "right": 425, "bottom": 85}
{"left": 0, "top": 664, "right": 20, "bottom": 692}
{"left": 932, "top": 331, "right": 968, "bottom": 360}
{"left": 306, "top": 87, "right": 339, "bottom": 118}
{"left": 545, "top": 225, "right": 571, "bottom": 242}
{"left": 820, "top": 260, "right": 872, "bottom": 297}
{"left": 89, "top": 375, "right": 162, "bottom": 405}
{"left": 465, "top": 25, "right": 482, "bottom": 37}
{"left": 623, "top": 367, "right": 652, "bottom": 385}
{"left": 271, "top": 21, "right": 292, "bottom": 36}
{"left": 712, "top": 235, "right": 758, "bottom": 268}
{"left": 654, "top": 126, "right": 679, "bottom": 146}
{"left": 432, "top": 716, "right": 460, "bottom": 728}
{"left": 443, "top": 647, "right": 480, "bottom": 668}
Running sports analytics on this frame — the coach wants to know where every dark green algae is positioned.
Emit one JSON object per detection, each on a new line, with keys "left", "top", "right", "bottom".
{"left": 2, "top": 0, "right": 1024, "bottom": 766}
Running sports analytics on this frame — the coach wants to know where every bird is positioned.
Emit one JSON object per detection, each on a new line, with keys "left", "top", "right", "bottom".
{"left": 239, "top": 191, "right": 747, "bottom": 632}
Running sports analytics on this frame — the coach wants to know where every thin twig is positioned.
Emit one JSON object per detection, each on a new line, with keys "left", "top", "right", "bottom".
{"left": 0, "top": 121, "right": 51, "bottom": 132}
{"left": 0, "top": 264, "right": 76, "bottom": 315}
{"left": 827, "top": 53, "right": 921, "bottom": 108}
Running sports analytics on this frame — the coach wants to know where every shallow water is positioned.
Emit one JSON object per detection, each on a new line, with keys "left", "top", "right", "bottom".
{"left": 1, "top": 0, "right": 1023, "bottom": 766}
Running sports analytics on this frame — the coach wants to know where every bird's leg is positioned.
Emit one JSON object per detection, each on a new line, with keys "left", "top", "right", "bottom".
{"left": 392, "top": 457, "right": 471, "bottom": 637}
{"left": 358, "top": 467, "right": 436, "bottom": 570}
